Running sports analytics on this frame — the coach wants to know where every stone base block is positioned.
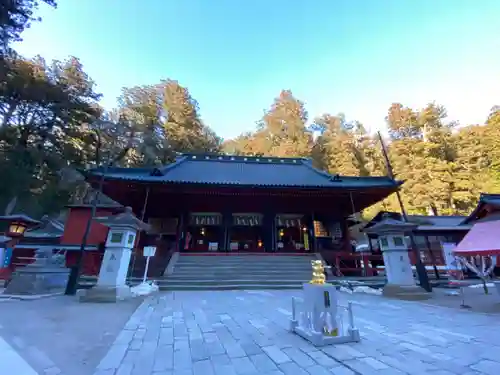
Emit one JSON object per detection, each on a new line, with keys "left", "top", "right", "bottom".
{"left": 4, "top": 268, "right": 70, "bottom": 295}
{"left": 79, "top": 285, "right": 132, "bottom": 303}
{"left": 383, "top": 284, "right": 431, "bottom": 301}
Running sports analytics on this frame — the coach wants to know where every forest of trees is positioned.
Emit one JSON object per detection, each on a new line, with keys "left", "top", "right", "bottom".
{"left": 1, "top": 1, "right": 499, "bottom": 219}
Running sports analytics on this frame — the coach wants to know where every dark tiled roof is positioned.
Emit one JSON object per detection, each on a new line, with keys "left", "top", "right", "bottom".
{"left": 463, "top": 193, "right": 500, "bottom": 224}
{"left": 66, "top": 187, "right": 123, "bottom": 208}
{"left": 364, "top": 211, "right": 469, "bottom": 232}
{"left": 85, "top": 153, "right": 401, "bottom": 189}
{"left": 407, "top": 215, "right": 467, "bottom": 227}
{"left": 24, "top": 216, "right": 65, "bottom": 238}
{"left": 0, "top": 214, "right": 40, "bottom": 225}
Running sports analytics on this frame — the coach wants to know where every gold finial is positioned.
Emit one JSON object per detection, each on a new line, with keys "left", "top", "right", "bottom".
{"left": 309, "top": 260, "right": 326, "bottom": 285}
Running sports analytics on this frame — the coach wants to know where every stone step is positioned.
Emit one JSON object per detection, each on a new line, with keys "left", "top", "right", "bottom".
{"left": 158, "top": 284, "right": 302, "bottom": 291}
{"left": 177, "top": 255, "right": 314, "bottom": 259}
{"left": 159, "top": 279, "right": 309, "bottom": 286}
{"left": 179, "top": 251, "right": 315, "bottom": 258}
{"left": 175, "top": 260, "right": 315, "bottom": 265}
{"left": 153, "top": 254, "right": 319, "bottom": 291}
{"left": 167, "top": 273, "right": 313, "bottom": 279}
{"left": 179, "top": 255, "right": 316, "bottom": 262}
{"left": 173, "top": 266, "right": 312, "bottom": 272}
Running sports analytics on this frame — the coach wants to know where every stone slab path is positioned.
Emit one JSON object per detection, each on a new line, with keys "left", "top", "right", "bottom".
{"left": 94, "top": 290, "right": 500, "bottom": 375}
{"left": 0, "top": 335, "right": 38, "bottom": 375}
{"left": 0, "top": 296, "right": 142, "bottom": 375}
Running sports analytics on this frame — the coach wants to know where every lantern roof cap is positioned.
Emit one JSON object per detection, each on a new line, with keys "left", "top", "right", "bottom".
{"left": 94, "top": 207, "right": 150, "bottom": 231}
{"left": 0, "top": 214, "right": 40, "bottom": 226}
{"left": 363, "top": 218, "right": 418, "bottom": 235}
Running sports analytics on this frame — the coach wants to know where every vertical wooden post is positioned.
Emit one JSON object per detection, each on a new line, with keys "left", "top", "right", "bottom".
{"left": 222, "top": 211, "right": 230, "bottom": 252}
{"left": 425, "top": 235, "right": 440, "bottom": 280}
{"left": 178, "top": 212, "right": 188, "bottom": 252}
{"left": 310, "top": 213, "right": 317, "bottom": 252}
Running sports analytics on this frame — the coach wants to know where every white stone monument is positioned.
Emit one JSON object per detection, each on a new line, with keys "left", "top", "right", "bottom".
{"left": 364, "top": 218, "right": 430, "bottom": 300}
{"left": 290, "top": 260, "right": 360, "bottom": 346}
{"left": 80, "top": 207, "right": 150, "bottom": 302}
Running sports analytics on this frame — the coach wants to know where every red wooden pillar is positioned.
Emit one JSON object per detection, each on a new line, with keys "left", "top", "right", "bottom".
{"left": 362, "top": 253, "right": 374, "bottom": 277}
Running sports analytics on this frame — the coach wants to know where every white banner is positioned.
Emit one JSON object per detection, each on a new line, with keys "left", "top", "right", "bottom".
{"left": 442, "top": 242, "right": 460, "bottom": 271}
{"left": 442, "top": 242, "right": 464, "bottom": 280}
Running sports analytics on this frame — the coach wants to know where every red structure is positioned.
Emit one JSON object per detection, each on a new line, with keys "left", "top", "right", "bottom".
{"left": 0, "top": 214, "right": 41, "bottom": 280}
{"left": 79, "top": 153, "right": 401, "bottom": 277}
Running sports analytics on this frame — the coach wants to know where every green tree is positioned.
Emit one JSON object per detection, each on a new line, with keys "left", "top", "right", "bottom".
{"left": 255, "top": 90, "right": 312, "bottom": 157}
{"left": 310, "top": 113, "right": 359, "bottom": 175}
{"left": 0, "top": 55, "right": 101, "bottom": 216}
{"left": 0, "top": 0, "right": 57, "bottom": 56}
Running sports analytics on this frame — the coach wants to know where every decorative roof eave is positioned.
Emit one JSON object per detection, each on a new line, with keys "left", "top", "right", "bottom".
{"left": 86, "top": 175, "right": 403, "bottom": 191}
{"left": 23, "top": 232, "right": 63, "bottom": 239}
{"left": 363, "top": 218, "right": 418, "bottom": 235}
{"left": 94, "top": 207, "right": 150, "bottom": 231}
{"left": 0, "top": 214, "right": 40, "bottom": 226}
{"left": 23, "top": 215, "right": 65, "bottom": 238}
{"left": 415, "top": 224, "right": 472, "bottom": 232}
{"left": 82, "top": 153, "right": 403, "bottom": 190}
{"left": 462, "top": 193, "right": 500, "bottom": 224}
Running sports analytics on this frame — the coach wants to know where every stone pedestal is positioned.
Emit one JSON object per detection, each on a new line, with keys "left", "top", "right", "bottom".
{"left": 364, "top": 218, "right": 431, "bottom": 301}
{"left": 79, "top": 247, "right": 134, "bottom": 303}
{"left": 290, "top": 283, "right": 360, "bottom": 346}
{"left": 79, "top": 207, "right": 150, "bottom": 303}
{"left": 4, "top": 249, "right": 69, "bottom": 295}
{"left": 5, "top": 267, "right": 70, "bottom": 295}
{"left": 379, "top": 235, "right": 430, "bottom": 300}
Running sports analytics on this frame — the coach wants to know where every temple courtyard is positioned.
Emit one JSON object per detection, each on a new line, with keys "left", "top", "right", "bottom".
{"left": 1, "top": 290, "right": 500, "bottom": 375}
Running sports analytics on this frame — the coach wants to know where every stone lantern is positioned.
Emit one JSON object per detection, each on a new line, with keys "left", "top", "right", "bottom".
{"left": 0, "top": 214, "right": 40, "bottom": 238}
{"left": 79, "top": 207, "right": 150, "bottom": 302}
{"left": 364, "top": 218, "right": 430, "bottom": 300}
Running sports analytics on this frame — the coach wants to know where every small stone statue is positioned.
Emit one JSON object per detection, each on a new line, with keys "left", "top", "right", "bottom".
{"left": 33, "top": 248, "right": 65, "bottom": 267}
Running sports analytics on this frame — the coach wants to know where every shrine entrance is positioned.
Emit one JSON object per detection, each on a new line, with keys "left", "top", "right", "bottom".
{"left": 228, "top": 213, "right": 265, "bottom": 252}
{"left": 184, "top": 213, "right": 223, "bottom": 251}
{"left": 275, "top": 214, "right": 311, "bottom": 252}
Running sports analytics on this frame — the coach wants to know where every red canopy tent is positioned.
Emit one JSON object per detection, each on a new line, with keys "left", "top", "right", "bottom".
{"left": 453, "top": 220, "right": 500, "bottom": 257}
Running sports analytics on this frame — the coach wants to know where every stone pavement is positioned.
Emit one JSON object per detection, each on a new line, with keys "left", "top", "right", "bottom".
{"left": 0, "top": 295, "right": 142, "bottom": 375}
{"left": 95, "top": 290, "right": 500, "bottom": 375}
{"left": 0, "top": 334, "right": 38, "bottom": 375}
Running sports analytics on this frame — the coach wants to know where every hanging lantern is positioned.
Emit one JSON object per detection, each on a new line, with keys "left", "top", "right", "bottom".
{"left": 279, "top": 229, "right": 284, "bottom": 237}
{"left": 8, "top": 221, "right": 28, "bottom": 236}
{"left": 200, "top": 227, "right": 206, "bottom": 236}
{"left": 257, "top": 239, "right": 263, "bottom": 247}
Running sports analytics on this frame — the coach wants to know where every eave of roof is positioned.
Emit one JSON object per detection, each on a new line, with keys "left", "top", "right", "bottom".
{"left": 0, "top": 214, "right": 40, "bottom": 225}
{"left": 364, "top": 211, "right": 471, "bottom": 232}
{"left": 82, "top": 153, "right": 402, "bottom": 190}
{"left": 462, "top": 193, "right": 500, "bottom": 224}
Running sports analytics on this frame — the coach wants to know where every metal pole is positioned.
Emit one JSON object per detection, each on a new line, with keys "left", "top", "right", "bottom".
{"left": 64, "top": 159, "right": 109, "bottom": 295}
{"left": 377, "top": 132, "right": 432, "bottom": 292}
{"left": 142, "top": 256, "right": 151, "bottom": 283}
{"left": 128, "top": 186, "right": 150, "bottom": 279}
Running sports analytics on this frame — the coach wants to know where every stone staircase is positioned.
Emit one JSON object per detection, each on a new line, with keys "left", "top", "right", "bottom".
{"left": 159, "top": 253, "right": 317, "bottom": 291}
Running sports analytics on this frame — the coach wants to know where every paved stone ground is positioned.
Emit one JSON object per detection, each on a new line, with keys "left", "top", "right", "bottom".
{"left": 0, "top": 296, "right": 143, "bottom": 375}
{"left": 94, "top": 290, "right": 500, "bottom": 375}
{"left": 422, "top": 285, "right": 500, "bottom": 314}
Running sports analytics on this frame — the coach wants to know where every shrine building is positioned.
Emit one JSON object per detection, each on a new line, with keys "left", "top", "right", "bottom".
{"left": 80, "top": 153, "right": 400, "bottom": 271}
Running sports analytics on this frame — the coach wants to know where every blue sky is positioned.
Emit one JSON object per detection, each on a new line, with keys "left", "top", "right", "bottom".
{"left": 15, "top": 0, "right": 500, "bottom": 139}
